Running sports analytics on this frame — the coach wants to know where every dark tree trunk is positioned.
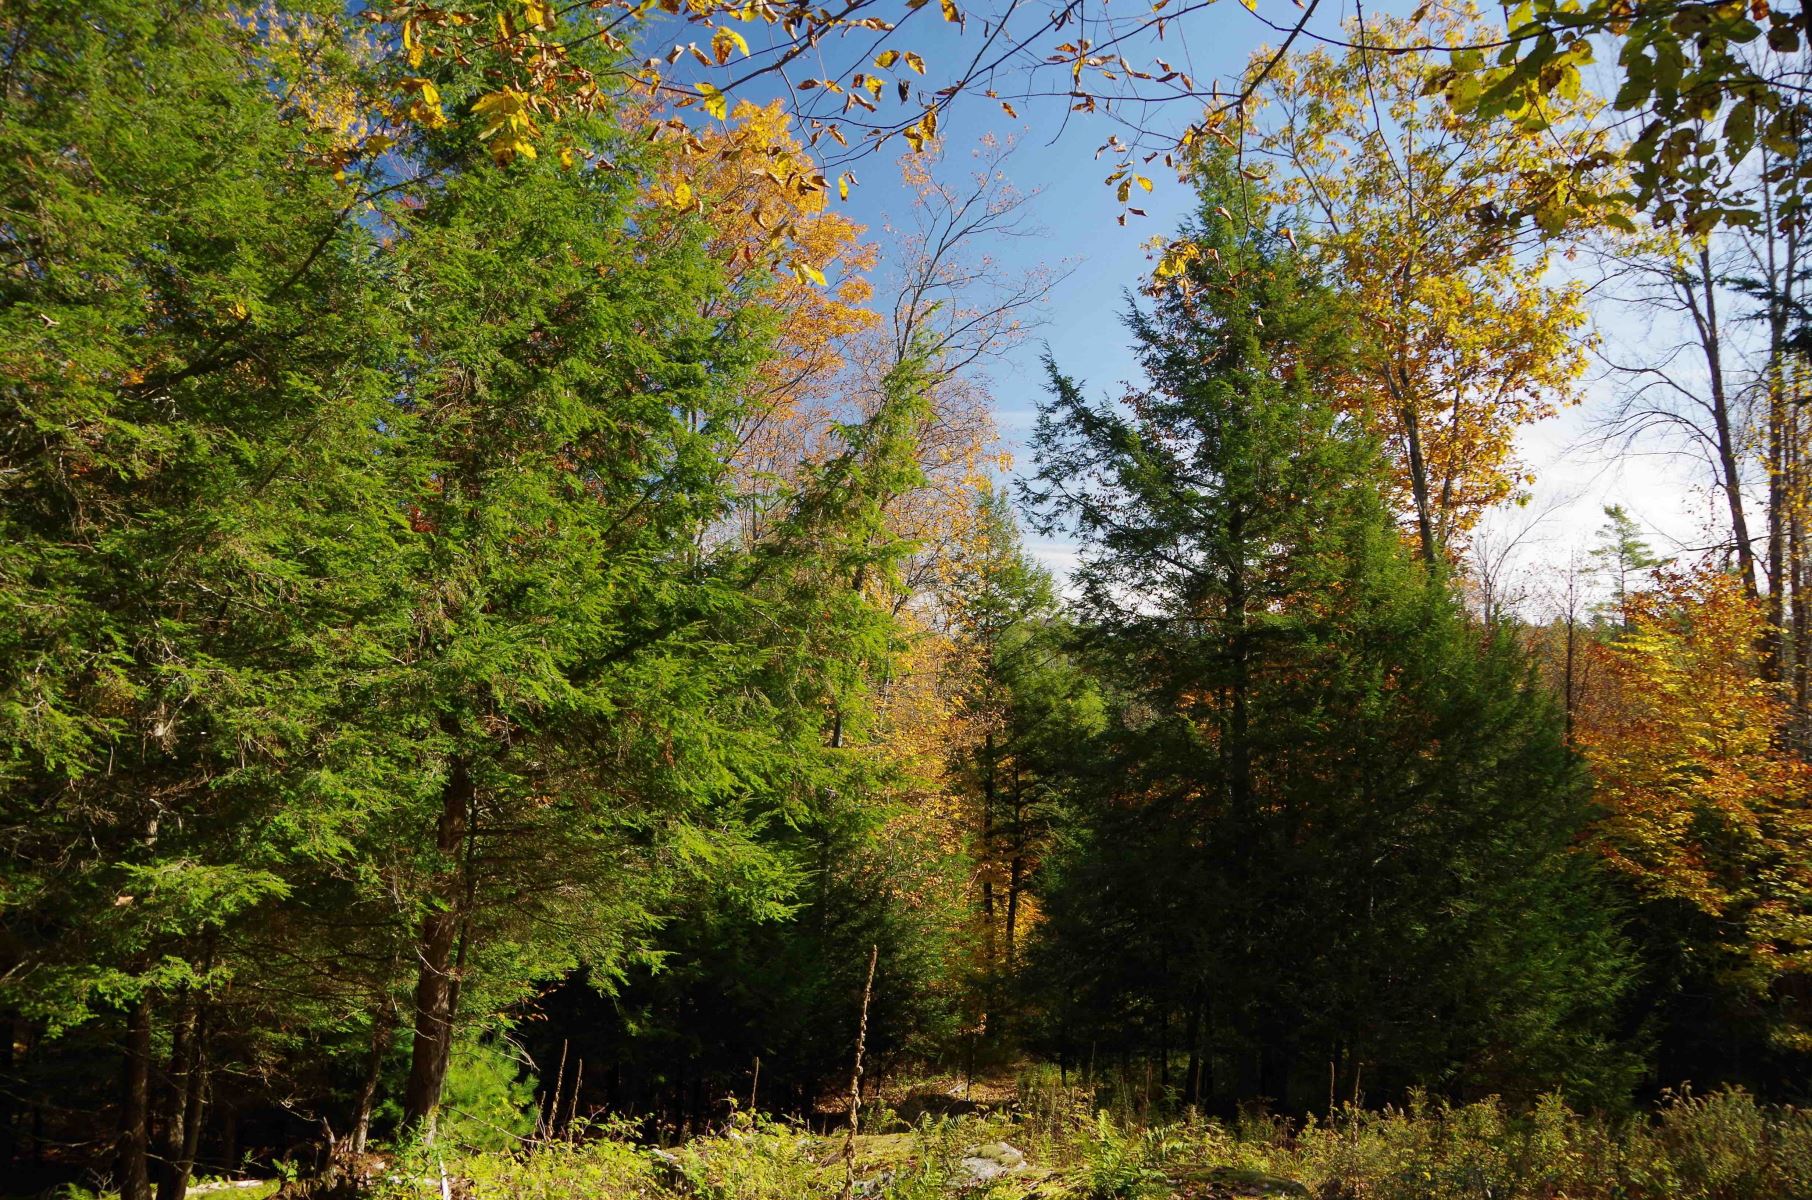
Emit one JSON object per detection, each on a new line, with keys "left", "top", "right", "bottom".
{"left": 174, "top": 1012, "right": 207, "bottom": 1200}
{"left": 1401, "top": 403, "right": 1438, "bottom": 564}
{"left": 156, "top": 998, "right": 205, "bottom": 1200}
{"left": 352, "top": 1003, "right": 394, "bottom": 1154}
{"left": 1183, "top": 994, "right": 1204, "bottom": 1106}
{"left": 1004, "top": 854, "right": 1023, "bottom": 970}
{"left": 118, "top": 1000, "right": 153, "bottom": 1200}
{"left": 1796, "top": 489, "right": 1809, "bottom": 741}
{"left": 980, "top": 732, "right": 996, "bottom": 962}
{"left": 1693, "top": 248, "right": 1760, "bottom": 597}
{"left": 402, "top": 752, "right": 474, "bottom": 1138}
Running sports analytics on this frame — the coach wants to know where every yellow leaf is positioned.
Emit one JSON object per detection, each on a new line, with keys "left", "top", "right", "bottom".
{"left": 903, "top": 51, "right": 926, "bottom": 74}
{"left": 403, "top": 18, "right": 423, "bottom": 68}
{"left": 711, "top": 26, "right": 749, "bottom": 64}
{"left": 874, "top": 50, "right": 900, "bottom": 69}
{"left": 672, "top": 179, "right": 693, "bottom": 208}
{"left": 524, "top": 0, "right": 555, "bottom": 30}
{"left": 1238, "top": 0, "right": 1256, "bottom": 10}
{"left": 1136, "top": 175, "right": 1153, "bottom": 192}
{"left": 696, "top": 81, "right": 728, "bottom": 120}
{"left": 402, "top": 77, "right": 447, "bottom": 130}
{"left": 838, "top": 173, "right": 851, "bottom": 200}
{"left": 800, "top": 261, "right": 828, "bottom": 287}
{"left": 471, "top": 89, "right": 538, "bottom": 162}
{"left": 940, "top": 0, "right": 961, "bottom": 20}
{"left": 1117, "top": 178, "right": 1131, "bottom": 202}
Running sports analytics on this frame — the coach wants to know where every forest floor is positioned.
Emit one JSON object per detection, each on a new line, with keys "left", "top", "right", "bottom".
{"left": 48, "top": 1076, "right": 1810, "bottom": 1200}
{"left": 371, "top": 1072, "right": 1809, "bottom": 1199}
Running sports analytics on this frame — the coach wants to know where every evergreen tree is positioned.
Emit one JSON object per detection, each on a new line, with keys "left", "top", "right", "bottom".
{"left": 0, "top": 0, "right": 937, "bottom": 1168}
{"left": 944, "top": 491, "right": 1103, "bottom": 1047}
{"left": 1592, "top": 504, "right": 1664, "bottom": 629}
{"left": 0, "top": 4, "right": 410, "bottom": 1193}
{"left": 360, "top": 36, "right": 932, "bottom": 1137}
{"left": 1021, "top": 160, "right": 1633, "bottom": 1111}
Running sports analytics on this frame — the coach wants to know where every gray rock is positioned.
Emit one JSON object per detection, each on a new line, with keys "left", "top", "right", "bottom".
{"left": 956, "top": 1141, "right": 1027, "bottom": 1184}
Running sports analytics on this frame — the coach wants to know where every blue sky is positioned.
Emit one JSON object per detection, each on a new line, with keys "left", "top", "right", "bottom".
{"left": 806, "top": 0, "right": 1367, "bottom": 577}
{"left": 651, "top": 0, "right": 1722, "bottom": 601}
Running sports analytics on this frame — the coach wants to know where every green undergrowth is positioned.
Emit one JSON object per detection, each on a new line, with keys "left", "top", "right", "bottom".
{"left": 362, "top": 1082, "right": 1812, "bottom": 1200}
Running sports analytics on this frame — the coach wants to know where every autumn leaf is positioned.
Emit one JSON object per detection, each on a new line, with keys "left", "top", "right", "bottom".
{"left": 696, "top": 81, "right": 728, "bottom": 120}
{"left": 904, "top": 51, "right": 926, "bottom": 74}
{"left": 401, "top": 76, "right": 447, "bottom": 130}
{"left": 1000, "top": 101, "right": 1019, "bottom": 118}
{"left": 472, "top": 88, "right": 540, "bottom": 163}
{"left": 875, "top": 49, "right": 901, "bottom": 69}
{"left": 941, "top": 0, "right": 962, "bottom": 21}
{"left": 712, "top": 26, "right": 749, "bottom": 64}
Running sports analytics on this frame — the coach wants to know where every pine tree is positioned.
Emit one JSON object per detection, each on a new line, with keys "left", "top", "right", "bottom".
{"left": 944, "top": 491, "right": 1102, "bottom": 1047}
{"left": 1592, "top": 504, "right": 1664, "bottom": 629}
{"left": 1022, "top": 159, "right": 1633, "bottom": 1111}
{"left": 0, "top": 4, "right": 411, "bottom": 1193}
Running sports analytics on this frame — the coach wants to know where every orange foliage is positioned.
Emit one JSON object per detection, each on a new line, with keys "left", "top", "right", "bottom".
{"left": 1576, "top": 566, "right": 1812, "bottom": 1033}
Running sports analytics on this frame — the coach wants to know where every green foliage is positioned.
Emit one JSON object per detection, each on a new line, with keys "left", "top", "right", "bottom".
{"left": 432, "top": 1041, "right": 540, "bottom": 1153}
{"left": 1437, "top": 0, "right": 1809, "bottom": 233}
{"left": 1020, "top": 159, "right": 1633, "bottom": 1109}
{"left": 0, "top": 0, "right": 946, "bottom": 1164}
{"left": 1592, "top": 504, "right": 1665, "bottom": 627}
{"left": 1, "top": 0, "right": 1804, "bottom": 1177}
{"left": 363, "top": 1087, "right": 1812, "bottom": 1200}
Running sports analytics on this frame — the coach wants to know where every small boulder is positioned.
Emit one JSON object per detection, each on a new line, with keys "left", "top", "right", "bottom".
{"left": 956, "top": 1141, "right": 1027, "bottom": 1184}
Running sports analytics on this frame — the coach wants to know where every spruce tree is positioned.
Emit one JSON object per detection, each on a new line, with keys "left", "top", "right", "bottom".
{"left": 1022, "top": 159, "right": 1632, "bottom": 1110}
{"left": 0, "top": 4, "right": 409, "bottom": 1193}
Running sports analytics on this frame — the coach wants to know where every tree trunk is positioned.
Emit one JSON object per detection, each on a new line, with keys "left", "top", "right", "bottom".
{"left": 1696, "top": 247, "right": 1760, "bottom": 597}
{"left": 401, "top": 751, "right": 474, "bottom": 1138}
{"left": 1182, "top": 995, "right": 1204, "bottom": 1107}
{"left": 1795, "top": 411, "right": 1810, "bottom": 743}
{"left": 352, "top": 1003, "right": 394, "bottom": 1154}
{"left": 1004, "top": 761, "right": 1025, "bottom": 970}
{"left": 118, "top": 1000, "right": 153, "bottom": 1200}
{"left": 1563, "top": 604, "right": 1578, "bottom": 745}
{"left": 980, "top": 731, "right": 996, "bottom": 966}
{"left": 156, "top": 998, "right": 203, "bottom": 1200}
{"left": 1400, "top": 403, "right": 1438, "bottom": 564}
{"left": 173, "top": 1012, "right": 207, "bottom": 1200}
{"left": 1004, "top": 854, "right": 1023, "bottom": 971}
{"left": 1765, "top": 247, "right": 1790, "bottom": 684}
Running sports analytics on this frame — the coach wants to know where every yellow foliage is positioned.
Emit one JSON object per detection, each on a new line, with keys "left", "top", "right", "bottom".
{"left": 1238, "top": 3, "right": 1609, "bottom": 550}
{"left": 1577, "top": 567, "right": 1812, "bottom": 1024}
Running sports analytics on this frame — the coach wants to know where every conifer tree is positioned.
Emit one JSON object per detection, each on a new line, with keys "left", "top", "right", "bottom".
{"left": 1022, "top": 159, "right": 1632, "bottom": 1110}
{"left": 0, "top": 4, "right": 411, "bottom": 1192}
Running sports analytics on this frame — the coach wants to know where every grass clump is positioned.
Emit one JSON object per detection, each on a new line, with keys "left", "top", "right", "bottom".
{"left": 364, "top": 1084, "right": 1812, "bottom": 1200}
